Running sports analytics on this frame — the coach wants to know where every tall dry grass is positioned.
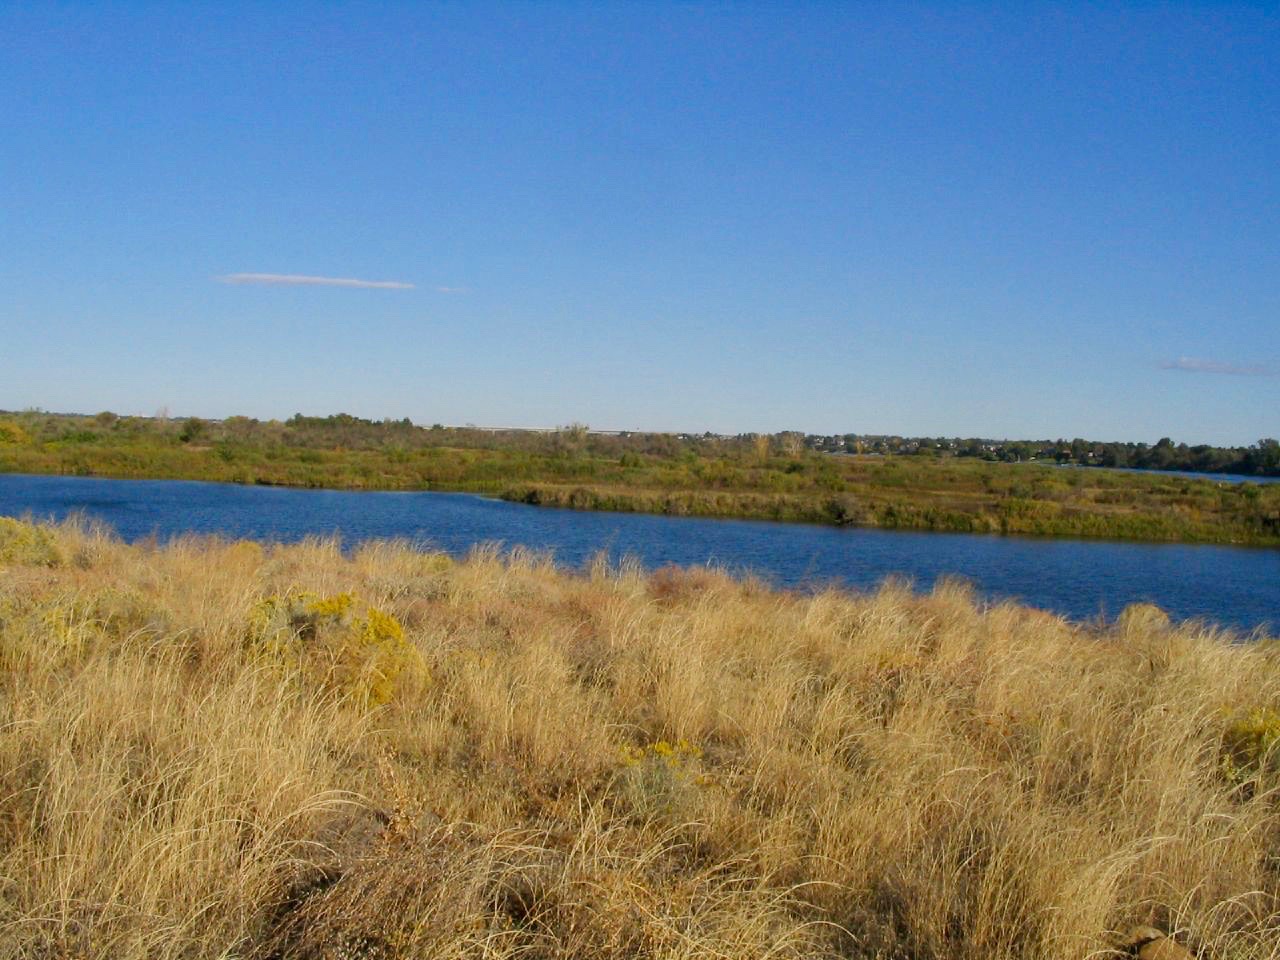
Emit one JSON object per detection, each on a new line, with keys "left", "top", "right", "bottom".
{"left": 1, "top": 518, "right": 1278, "bottom": 958}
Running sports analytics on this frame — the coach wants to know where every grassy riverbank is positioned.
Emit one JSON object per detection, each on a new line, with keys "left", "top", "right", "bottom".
{"left": 498, "top": 473, "right": 1280, "bottom": 544}
{"left": 2, "top": 410, "right": 1278, "bottom": 546}
{"left": 2, "top": 519, "right": 1279, "bottom": 958}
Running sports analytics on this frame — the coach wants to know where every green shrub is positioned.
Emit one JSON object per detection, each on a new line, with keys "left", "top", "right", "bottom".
{"left": 826, "top": 493, "right": 864, "bottom": 525}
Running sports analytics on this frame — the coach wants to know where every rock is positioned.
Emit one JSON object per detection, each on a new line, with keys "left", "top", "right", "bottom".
{"left": 1125, "top": 926, "right": 1194, "bottom": 959}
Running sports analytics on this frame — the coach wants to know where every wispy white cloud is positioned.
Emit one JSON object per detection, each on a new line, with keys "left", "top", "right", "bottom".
{"left": 435, "top": 285, "right": 470, "bottom": 294}
{"left": 218, "top": 273, "right": 414, "bottom": 290}
{"left": 1161, "top": 357, "right": 1275, "bottom": 377}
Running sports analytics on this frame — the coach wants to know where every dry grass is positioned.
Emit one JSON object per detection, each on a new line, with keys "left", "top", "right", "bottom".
{"left": 1, "top": 519, "right": 1279, "bottom": 959}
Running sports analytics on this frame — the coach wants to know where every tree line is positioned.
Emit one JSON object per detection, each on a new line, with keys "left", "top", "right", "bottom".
{"left": 4, "top": 409, "right": 1278, "bottom": 478}
{"left": 819, "top": 434, "right": 1280, "bottom": 477}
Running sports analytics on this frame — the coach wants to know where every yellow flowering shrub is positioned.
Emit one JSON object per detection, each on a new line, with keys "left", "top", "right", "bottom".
{"left": 248, "top": 591, "right": 426, "bottom": 708}
{"left": 0, "top": 518, "right": 62, "bottom": 567}
{"left": 617, "top": 739, "right": 709, "bottom": 817}
{"left": 1222, "top": 706, "right": 1280, "bottom": 786}
{"left": 1, "top": 586, "right": 167, "bottom": 670}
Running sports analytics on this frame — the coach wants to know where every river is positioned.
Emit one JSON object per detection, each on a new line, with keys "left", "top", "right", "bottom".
{"left": 1, "top": 473, "right": 1276, "bottom": 634}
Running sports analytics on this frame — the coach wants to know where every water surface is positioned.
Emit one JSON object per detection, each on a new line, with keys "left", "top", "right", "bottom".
{"left": 2, "top": 473, "right": 1276, "bottom": 634}
{"left": 1079, "top": 465, "right": 1280, "bottom": 485}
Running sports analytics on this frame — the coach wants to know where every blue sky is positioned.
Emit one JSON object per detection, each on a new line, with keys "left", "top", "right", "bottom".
{"left": 1, "top": 3, "right": 1277, "bottom": 445}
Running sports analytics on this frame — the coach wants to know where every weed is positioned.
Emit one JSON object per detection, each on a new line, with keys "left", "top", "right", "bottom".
{"left": 0, "top": 516, "right": 62, "bottom": 567}
{"left": 248, "top": 591, "right": 427, "bottom": 707}
{"left": 1221, "top": 706, "right": 1280, "bottom": 786}
{"left": 616, "top": 739, "right": 708, "bottom": 818}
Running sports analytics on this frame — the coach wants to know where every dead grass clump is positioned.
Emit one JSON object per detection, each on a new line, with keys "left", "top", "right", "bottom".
{"left": 647, "top": 563, "right": 734, "bottom": 603}
{"left": 1117, "top": 601, "right": 1173, "bottom": 637}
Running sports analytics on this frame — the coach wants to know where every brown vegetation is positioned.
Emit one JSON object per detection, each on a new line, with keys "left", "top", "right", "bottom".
{"left": 2, "top": 519, "right": 1279, "bottom": 958}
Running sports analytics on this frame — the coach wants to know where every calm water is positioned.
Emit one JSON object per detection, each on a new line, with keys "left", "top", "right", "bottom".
{"left": 2, "top": 473, "right": 1276, "bottom": 634}
{"left": 1082, "top": 465, "right": 1280, "bottom": 485}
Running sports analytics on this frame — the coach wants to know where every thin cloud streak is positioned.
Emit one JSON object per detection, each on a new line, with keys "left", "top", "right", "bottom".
{"left": 436, "top": 285, "right": 470, "bottom": 294}
{"left": 1161, "top": 357, "right": 1275, "bottom": 377}
{"left": 218, "top": 273, "right": 415, "bottom": 290}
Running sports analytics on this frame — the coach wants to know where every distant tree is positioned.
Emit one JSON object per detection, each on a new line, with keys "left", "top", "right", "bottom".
{"left": 1149, "top": 437, "right": 1176, "bottom": 469}
{"left": 219, "top": 416, "right": 255, "bottom": 443}
{"left": 0, "top": 420, "right": 28, "bottom": 444}
{"left": 552, "top": 423, "right": 589, "bottom": 457}
{"left": 778, "top": 431, "right": 805, "bottom": 458}
{"left": 1251, "top": 438, "right": 1280, "bottom": 475}
{"left": 179, "top": 417, "right": 207, "bottom": 443}
{"left": 753, "top": 434, "right": 770, "bottom": 463}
